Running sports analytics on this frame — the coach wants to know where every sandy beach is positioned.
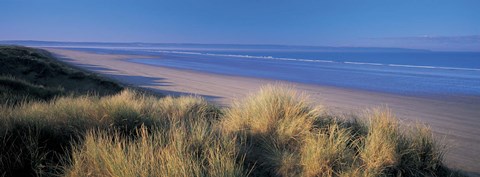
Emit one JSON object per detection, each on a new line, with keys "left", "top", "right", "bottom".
{"left": 45, "top": 48, "right": 480, "bottom": 175}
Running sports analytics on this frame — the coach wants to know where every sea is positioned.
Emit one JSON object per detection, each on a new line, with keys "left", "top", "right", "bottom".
{"left": 3, "top": 41, "right": 480, "bottom": 97}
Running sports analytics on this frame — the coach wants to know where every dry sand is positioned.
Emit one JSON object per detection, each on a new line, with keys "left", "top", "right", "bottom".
{"left": 46, "top": 48, "right": 480, "bottom": 175}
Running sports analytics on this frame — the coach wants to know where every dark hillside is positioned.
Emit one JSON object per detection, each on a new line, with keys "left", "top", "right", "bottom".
{"left": 0, "top": 46, "right": 122, "bottom": 103}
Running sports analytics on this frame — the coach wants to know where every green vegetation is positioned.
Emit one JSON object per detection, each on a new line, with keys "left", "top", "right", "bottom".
{"left": 0, "top": 46, "right": 463, "bottom": 176}
{"left": 0, "top": 46, "right": 122, "bottom": 104}
{"left": 0, "top": 75, "right": 63, "bottom": 104}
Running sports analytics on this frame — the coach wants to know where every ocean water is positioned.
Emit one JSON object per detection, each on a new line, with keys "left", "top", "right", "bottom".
{"left": 7, "top": 42, "right": 480, "bottom": 96}
{"left": 129, "top": 50, "right": 480, "bottom": 96}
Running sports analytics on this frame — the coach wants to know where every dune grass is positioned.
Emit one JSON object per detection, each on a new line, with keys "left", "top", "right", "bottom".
{"left": 0, "top": 46, "right": 463, "bottom": 176}
{"left": 63, "top": 94, "right": 245, "bottom": 177}
{"left": 0, "top": 87, "right": 463, "bottom": 177}
{"left": 220, "top": 86, "right": 459, "bottom": 177}
{"left": 0, "top": 90, "right": 243, "bottom": 176}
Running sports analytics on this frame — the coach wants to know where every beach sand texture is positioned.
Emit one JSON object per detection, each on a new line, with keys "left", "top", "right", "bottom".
{"left": 46, "top": 48, "right": 480, "bottom": 175}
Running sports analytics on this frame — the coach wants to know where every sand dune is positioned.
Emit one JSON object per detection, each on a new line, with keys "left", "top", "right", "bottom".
{"left": 46, "top": 48, "right": 480, "bottom": 175}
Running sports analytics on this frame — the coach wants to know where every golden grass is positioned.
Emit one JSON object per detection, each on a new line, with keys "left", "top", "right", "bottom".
{"left": 0, "top": 86, "right": 461, "bottom": 176}
{"left": 360, "top": 109, "right": 401, "bottom": 176}
{"left": 300, "top": 124, "right": 355, "bottom": 177}
{"left": 65, "top": 127, "right": 245, "bottom": 177}
{"left": 219, "top": 85, "right": 456, "bottom": 177}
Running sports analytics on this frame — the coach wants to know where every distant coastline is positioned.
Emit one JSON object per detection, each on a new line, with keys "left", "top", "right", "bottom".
{"left": 0, "top": 40, "right": 433, "bottom": 52}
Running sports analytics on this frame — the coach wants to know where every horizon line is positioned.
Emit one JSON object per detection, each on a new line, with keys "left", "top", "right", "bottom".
{"left": 0, "top": 39, "right": 438, "bottom": 52}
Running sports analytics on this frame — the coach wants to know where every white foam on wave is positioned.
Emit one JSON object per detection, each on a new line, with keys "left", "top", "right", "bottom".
{"left": 388, "top": 64, "right": 480, "bottom": 71}
{"left": 157, "top": 50, "right": 203, "bottom": 55}
{"left": 153, "top": 50, "right": 335, "bottom": 63}
{"left": 344, "top": 61, "right": 384, "bottom": 66}
{"left": 150, "top": 50, "right": 480, "bottom": 72}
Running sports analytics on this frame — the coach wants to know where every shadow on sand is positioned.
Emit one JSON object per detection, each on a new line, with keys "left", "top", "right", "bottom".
{"left": 55, "top": 55, "right": 223, "bottom": 102}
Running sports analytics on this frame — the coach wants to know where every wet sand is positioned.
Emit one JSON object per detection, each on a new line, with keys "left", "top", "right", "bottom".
{"left": 45, "top": 48, "right": 480, "bottom": 175}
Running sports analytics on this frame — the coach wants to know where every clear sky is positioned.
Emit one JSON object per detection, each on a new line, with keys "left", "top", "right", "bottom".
{"left": 1, "top": 0, "right": 479, "bottom": 51}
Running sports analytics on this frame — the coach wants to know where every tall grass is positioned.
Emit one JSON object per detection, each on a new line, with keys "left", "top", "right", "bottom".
{"left": 220, "top": 86, "right": 320, "bottom": 176}
{"left": 300, "top": 124, "right": 355, "bottom": 177}
{"left": 65, "top": 127, "right": 245, "bottom": 177}
{"left": 360, "top": 109, "right": 401, "bottom": 176}
{"left": 64, "top": 91, "right": 246, "bottom": 176}
{"left": 220, "top": 85, "right": 458, "bottom": 177}
{"left": 0, "top": 86, "right": 462, "bottom": 176}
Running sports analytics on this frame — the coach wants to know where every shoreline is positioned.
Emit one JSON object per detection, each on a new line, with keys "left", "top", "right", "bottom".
{"left": 45, "top": 47, "right": 480, "bottom": 175}
{"left": 124, "top": 58, "right": 480, "bottom": 105}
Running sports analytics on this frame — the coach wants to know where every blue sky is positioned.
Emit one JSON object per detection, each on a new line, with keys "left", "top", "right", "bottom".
{"left": 1, "top": 0, "right": 479, "bottom": 51}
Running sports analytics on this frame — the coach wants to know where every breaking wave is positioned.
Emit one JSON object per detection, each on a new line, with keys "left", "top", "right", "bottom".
{"left": 151, "top": 50, "right": 480, "bottom": 72}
